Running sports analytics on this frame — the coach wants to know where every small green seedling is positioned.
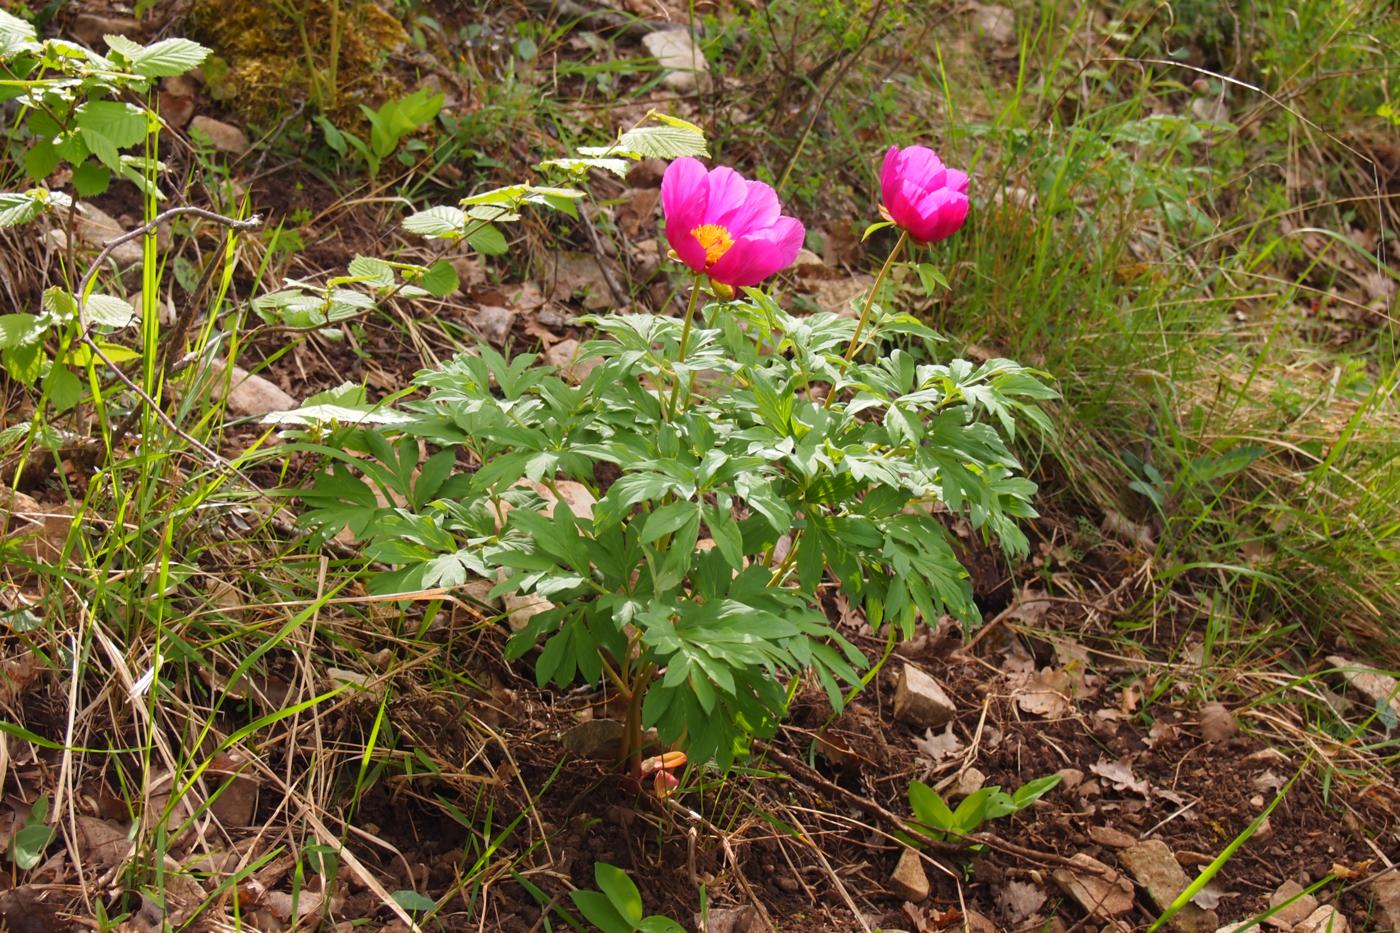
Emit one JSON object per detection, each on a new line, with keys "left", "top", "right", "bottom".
{"left": 8, "top": 795, "right": 56, "bottom": 870}
{"left": 907, "top": 774, "right": 1062, "bottom": 845}
{"left": 570, "top": 863, "right": 685, "bottom": 933}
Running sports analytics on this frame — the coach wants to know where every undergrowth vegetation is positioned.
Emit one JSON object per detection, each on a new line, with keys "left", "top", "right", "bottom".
{"left": 0, "top": 0, "right": 1395, "bottom": 930}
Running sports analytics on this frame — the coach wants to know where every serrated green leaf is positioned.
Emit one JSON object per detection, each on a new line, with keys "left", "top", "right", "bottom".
{"left": 75, "top": 101, "right": 147, "bottom": 169}
{"left": 84, "top": 293, "right": 136, "bottom": 328}
{"left": 538, "top": 156, "right": 633, "bottom": 177}
{"left": 0, "top": 10, "right": 37, "bottom": 56}
{"left": 0, "top": 191, "right": 45, "bottom": 228}
{"left": 420, "top": 259, "right": 459, "bottom": 297}
{"left": 43, "top": 365, "right": 81, "bottom": 412}
{"left": 3, "top": 343, "right": 44, "bottom": 385}
{"left": 402, "top": 205, "right": 465, "bottom": 239}
{"left": 616, "top": 123, "right": 709, "bottom": 159}
{"left": 129, "top": 37, "right": 211, "bottom": 77}
{"left": 461, "top": 184, "right": 527, "bottom": 206}
{"left": 71, "top": 162, "right": 111, "bottom": 197}
{"left": 102, "top": 34, "right": 144, "bottom": 59}
{"left": 23, "top": 141, "right": 60, "bottom": 181}
{"left": 466, "top": 222, "right": 508, "bottom": 256}
{"left": 346, "top": 255, "right": 396, "bottom": 288}
{"left": 0, "top": 314, "right": 43, "bottom": 349}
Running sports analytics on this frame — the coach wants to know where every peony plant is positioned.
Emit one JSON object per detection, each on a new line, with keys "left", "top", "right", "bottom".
{"left": 294, "top": 119, "right": 1054, "bottom": 778}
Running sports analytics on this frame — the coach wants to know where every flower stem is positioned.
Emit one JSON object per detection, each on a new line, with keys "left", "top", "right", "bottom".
{"left": 827, "top": 230, "right": 909, "bottom": 408}
{"left": 666, "top": 276, "right": 704, "bottom": 420}
{"left": 846, "top": 229, "right": 907, "bottom": 361}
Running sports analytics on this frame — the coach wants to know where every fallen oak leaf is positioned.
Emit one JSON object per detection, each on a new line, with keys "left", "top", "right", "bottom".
{"left": 1089, "top": 758, "right": 1150, "bottom": 797}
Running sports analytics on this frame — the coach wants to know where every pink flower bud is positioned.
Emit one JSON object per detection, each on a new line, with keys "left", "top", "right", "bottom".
{"left": 880, "top": 145, "right": 970, "bottom": 245}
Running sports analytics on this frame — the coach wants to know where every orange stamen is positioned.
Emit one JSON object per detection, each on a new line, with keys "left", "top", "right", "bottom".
{"left": 691, "top": 223, "right": 735, "bottom": 266}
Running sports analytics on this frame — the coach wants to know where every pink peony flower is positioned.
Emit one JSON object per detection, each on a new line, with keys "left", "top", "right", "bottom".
{"left": 880, "top": 145, "right": 969, "bottom": 244}
{"left": 661, "top": 157, "right": 805, "bottom": 288}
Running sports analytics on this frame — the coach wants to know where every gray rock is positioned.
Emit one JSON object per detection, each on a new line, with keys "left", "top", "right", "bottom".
{"left": 893, "top": 663, "right": 955, "bottom": 729}
{"left": 1293, "top": 906, "right": 1349, "bottom": 933}
{"left": 72, "top": 14, "right": 142, "bottom": 48}
{"left": 560, "top": 718, "right": 623, "bottom": 760}
{"left": 1119, "top": 839, "right": 1218, "bottom": 931}
{"left": 220, "top": 363, "right": 296, "bottom": 417}
{"left": 1371, "top": 870, "right": 1400, "bottom": 932}
{"left": 641, "top": 29, "right": 709, "bottom": 94}
{"left": 890, "top": 847, "right": 930, "bottom": 902}
{"left": 1051, "top": 853, "right": 1135, "bottom": 919}
{"left": 74, "top": 203, "right": 143, "bottom": 265}
{"left": 1266, "top": 879, "right": 1318, "bottom": 929}
{"left": 190, "top": 115, "right": 251, "bottom": 155}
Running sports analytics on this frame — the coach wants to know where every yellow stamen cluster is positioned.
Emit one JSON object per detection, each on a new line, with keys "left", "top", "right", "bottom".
{"left": 691, "top": 223, "right": 735, "bottom": 266}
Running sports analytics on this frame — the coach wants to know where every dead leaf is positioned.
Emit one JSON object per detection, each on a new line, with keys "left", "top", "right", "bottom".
{"left": 208, "top": 752, "right": 259, "bottom": 828}
{"left": 76, "top": 816, "right": 131, "bottom": 867}
{"left": 1191, "top": 877, "right": 1228, "bottom": 910}
{"left": 1014, "top": 667, "right": 1073, "bottom": 718}
{"left": 1327, "top": 655, "right": 1400, "bottom": 722}
{"left": 1090, "top": 758, "right": 1150, "bottom": 797}
{"left": 547, "top": 252, "right": 614, "bottom": 310}
{"left": 1101, "top": 508, "right": 1155, "bottom": 549}
{"left": 617, "top": 188, "right": 659, "bottom": 238}
{"left": 1200, "top": 702, "right": 1237, "bottom": 742}
{"left": 469, "top": 305, "right": 515, "bottom": 346}
{"left": 544, "top": 338, "right": 603, "bottom": 384}
{"left": 259, "top": 888, "right": 327, "bottom": 921}
{"left": 913, "top": 722, "right": 964, "bottom": 763}
{"left": 997, "top": 880, "right": 1046, "bottom": 923}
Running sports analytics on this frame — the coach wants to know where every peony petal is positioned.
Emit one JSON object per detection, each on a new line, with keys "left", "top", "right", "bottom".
{"left": 661, "top": 157, "right": 711, "bottom": 273}
{"left": 907, "top": 186, "right": 968, "bottom": 243}
{"left": 888, "top": 179, "right": 929, "bottom": 239}
{"left": 895, "top": 145, "right": 946, "bottom": 189}
{"left": 700, "top": 166, "right": 750, "bottom": 225}
{"left": 880, "top": 145, "right": 904, "bottom": 206}
{"left": 712, "top": 177, "right": 781, "bottom": 237}
{"left": 944, "top": 168, "right": 970, "bottom": 195}
{"left": 707, "top": 215, "right": 805, "bottom": 287}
